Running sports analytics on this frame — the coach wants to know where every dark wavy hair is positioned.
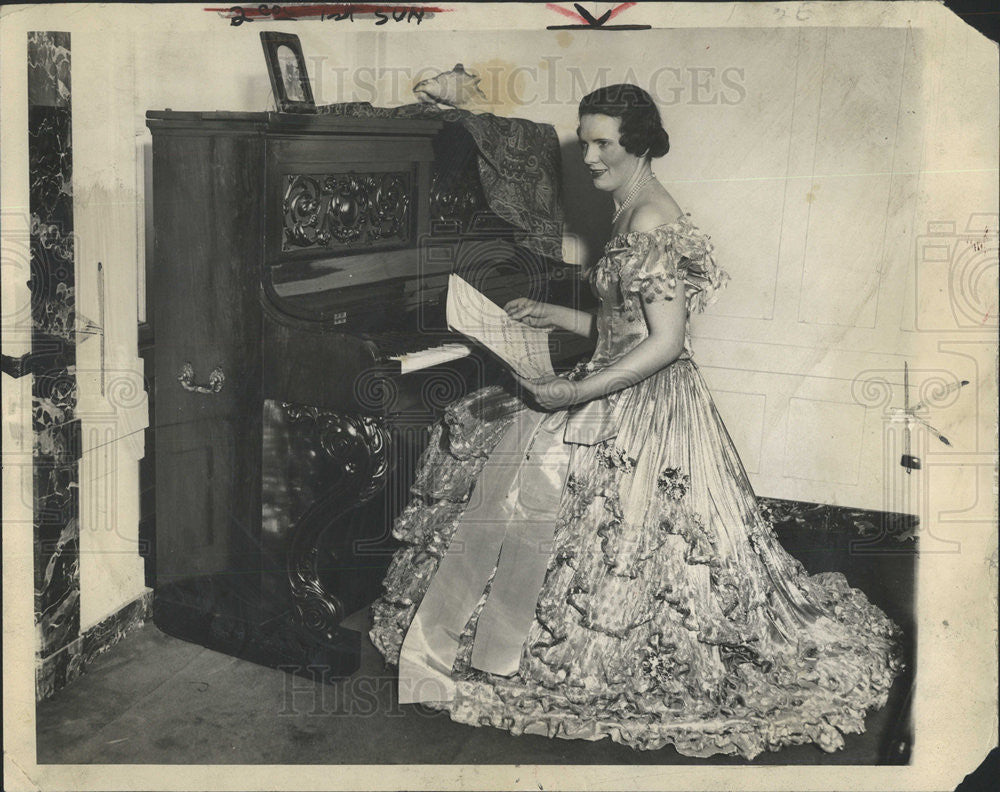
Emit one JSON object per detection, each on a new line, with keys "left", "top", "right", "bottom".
{"left": 578, "top": 84, "right": 670, "bottom": 158}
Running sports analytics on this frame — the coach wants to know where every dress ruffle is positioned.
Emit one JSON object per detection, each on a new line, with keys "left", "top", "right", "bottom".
{"left": 597, "top": 214, "right": 731, "bottom": 315}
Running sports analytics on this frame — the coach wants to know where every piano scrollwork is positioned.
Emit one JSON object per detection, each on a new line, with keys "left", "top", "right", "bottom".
{"left": 279, "top": 405, "right": 391, "bottom": 639}
{"left": 429, "top": 157, "right": 489, "bottom": 231}
{"left": 282, "top": 172, "right": 413, "bottom": 251}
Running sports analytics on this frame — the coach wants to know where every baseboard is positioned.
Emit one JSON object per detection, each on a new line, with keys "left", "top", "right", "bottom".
{"left": 35, "top": 589, "right": 154, "bottom": 702}
{"left": 758, "top": 496, "right": 919, "bottom": 546}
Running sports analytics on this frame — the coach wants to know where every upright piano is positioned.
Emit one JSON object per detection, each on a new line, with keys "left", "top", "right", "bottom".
{"left": 145, "top": 109, "right": 591, "bottom": 679}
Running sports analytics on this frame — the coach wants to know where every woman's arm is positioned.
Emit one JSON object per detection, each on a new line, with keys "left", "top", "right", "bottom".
{"left": 504, "top": 298, "right": 595, "bottom": 338}
{"left": 545, "top": 303, "right": 596, "bottom": 338}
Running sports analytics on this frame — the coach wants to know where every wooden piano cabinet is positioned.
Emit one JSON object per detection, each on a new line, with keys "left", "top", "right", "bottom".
{"left": 146, "top": 111, "right": 452, "bottom": 681}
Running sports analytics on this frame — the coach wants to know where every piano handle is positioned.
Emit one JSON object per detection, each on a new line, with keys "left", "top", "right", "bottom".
{"left": 178, "top": 362, "right": 225, "bottom": 394}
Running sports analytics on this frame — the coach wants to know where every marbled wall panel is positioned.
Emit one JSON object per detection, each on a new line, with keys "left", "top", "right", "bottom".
{"left": 28, "top": 30, "right": 80, "bottom": 662}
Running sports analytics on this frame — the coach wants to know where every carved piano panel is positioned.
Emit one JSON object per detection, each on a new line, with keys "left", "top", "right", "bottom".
{"left": 282, "top": 171, "right": 413, "bottom": 251}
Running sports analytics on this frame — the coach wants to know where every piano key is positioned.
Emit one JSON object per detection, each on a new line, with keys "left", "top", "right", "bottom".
{"left": 361, "top": 329, "right": 454, "bottom": 357}
{"left": 388, "top": 342, "right": 473, "bottom": 373}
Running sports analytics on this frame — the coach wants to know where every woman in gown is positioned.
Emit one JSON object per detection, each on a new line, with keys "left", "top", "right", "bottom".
{"left": 369, "top": 84, "right": 902, "bottom": 759}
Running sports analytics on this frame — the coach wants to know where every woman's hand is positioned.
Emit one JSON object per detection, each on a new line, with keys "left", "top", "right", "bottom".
{"left": 514, "top": 373, "right": 580, "bottom": 411}
{"left": 503, "top": 298, "right": 556, "bottom": 330}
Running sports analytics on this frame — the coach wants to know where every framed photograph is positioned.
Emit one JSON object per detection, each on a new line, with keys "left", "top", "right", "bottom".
{"left": 260, "top": 31, "right": 315, "bottom": 113}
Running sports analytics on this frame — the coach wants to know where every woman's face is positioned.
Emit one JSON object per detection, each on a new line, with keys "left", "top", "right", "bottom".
{"left": 577, "top": 113, "right": 643, "bottom": 193}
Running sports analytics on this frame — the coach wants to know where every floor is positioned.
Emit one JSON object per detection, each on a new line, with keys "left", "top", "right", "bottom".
{"left": 36, "top": 515, "right": 916, "bottom": 766}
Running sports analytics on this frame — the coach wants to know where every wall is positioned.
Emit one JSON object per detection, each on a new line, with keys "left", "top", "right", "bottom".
{"left": 71, "top": 23, "right": 149, "bottom": 635}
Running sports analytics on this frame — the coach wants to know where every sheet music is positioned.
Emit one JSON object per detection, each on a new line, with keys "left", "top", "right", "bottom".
{"left": 445, "top": 274, "right": 554, "bottom": 380}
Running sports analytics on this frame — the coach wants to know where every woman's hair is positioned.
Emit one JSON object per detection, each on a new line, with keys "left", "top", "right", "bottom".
{"left": 578, "top": 84, "right": 670, "bottom": 158}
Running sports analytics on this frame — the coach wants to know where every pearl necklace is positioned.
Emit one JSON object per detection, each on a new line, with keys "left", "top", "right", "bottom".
{"left": 612, "top": 173, "right": 657, "bottom": 224}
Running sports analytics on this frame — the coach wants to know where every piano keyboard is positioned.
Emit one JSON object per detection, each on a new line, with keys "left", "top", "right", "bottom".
{"left": 387, "top": 342, "right": 473, "bottom": 374}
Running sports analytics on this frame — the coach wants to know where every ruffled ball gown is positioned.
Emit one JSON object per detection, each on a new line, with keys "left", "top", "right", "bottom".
{"left": 369, "top": 214, "right": 903, "bottom": 759}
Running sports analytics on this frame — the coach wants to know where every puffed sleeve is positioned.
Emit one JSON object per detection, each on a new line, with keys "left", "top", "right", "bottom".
{"left": 619, "top": 215, "right": 730, "bottom": 313}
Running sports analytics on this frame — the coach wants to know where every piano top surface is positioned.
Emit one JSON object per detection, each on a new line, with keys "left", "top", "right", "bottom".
{"left": 146, "top": 109, "right": 444, "bottom": 136}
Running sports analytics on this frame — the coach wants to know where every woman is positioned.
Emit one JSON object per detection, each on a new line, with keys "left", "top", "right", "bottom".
{"left": 370, "top": 84, "right": 902, "bottom": 759}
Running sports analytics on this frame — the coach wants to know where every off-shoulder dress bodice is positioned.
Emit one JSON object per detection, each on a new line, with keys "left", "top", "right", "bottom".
{"left": 586, "top": 214, "right": 729, "bottom": 369}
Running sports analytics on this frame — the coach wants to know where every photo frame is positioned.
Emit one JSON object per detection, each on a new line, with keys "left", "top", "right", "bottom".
{"left": 260, "top": 31, "right": 316, "bottom": 113}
